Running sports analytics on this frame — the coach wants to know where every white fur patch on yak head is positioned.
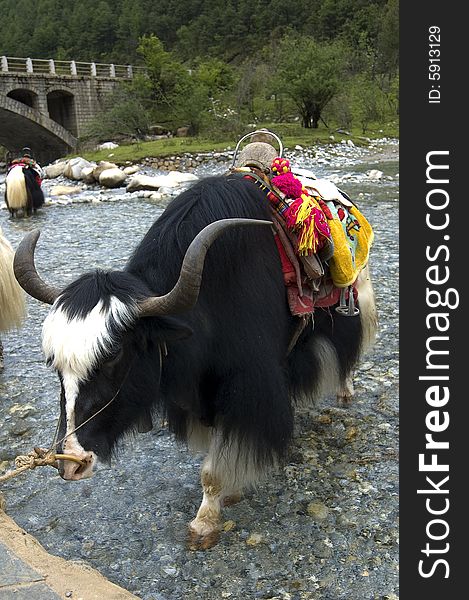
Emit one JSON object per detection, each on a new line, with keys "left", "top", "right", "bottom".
{"left": 42, "top": 270, "right": 190, "bottom": 480}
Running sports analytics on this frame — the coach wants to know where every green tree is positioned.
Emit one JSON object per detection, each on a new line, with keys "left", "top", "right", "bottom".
{"left": 138, "top": 35, "right": 186, "bottom": 108}
{"left": 90, "top": 1, "right": 117, "bottom": 59}
{"left": 274, "top": 35, "right": 347, "bottom": 128}
{"left": 113, "top": 0, "right": 146, "bottom": 60}
{"left": 194, "top": 58, "right": 234, "bottom": 97}
{"left": 137, "top": 34, "right": 211, "bottom": 133}
{"left": 350, "top": 73, "right": 387, "bottom": 133}
{"left": 376, "top": 0, "right": 399, "bottom": 77}
{"left": 84, "top": 86, "right": 152, "bottom": 142}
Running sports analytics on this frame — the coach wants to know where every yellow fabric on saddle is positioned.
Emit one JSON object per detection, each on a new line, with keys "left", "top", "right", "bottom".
{"left": 327, "top": 203, "right": 374, "bottom": 287}
{"left": 301, "top": 177, "right": 374, "bottom": 288}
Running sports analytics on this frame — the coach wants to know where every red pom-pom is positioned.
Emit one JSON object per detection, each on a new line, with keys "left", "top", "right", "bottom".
{"left": 271, "top": 157, "right": 290, "bottom": 175}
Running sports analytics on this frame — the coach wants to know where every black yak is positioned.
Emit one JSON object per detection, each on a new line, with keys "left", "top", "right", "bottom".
{"left": 13, "top": 174, "right": 376, "bottom": 548}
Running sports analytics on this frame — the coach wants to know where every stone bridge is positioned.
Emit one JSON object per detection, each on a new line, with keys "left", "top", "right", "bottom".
{"left": 0, "top": 57, "right": 145, "bottom": 164}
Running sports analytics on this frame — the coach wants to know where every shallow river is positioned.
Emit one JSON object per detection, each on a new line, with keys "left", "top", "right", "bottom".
{"left": 0, "top": 140, "right": 399, "bottom": 600}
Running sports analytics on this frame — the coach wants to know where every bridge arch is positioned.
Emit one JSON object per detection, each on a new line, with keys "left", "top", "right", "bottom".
{"left": 47, "top": 88, "right": 78, "bottom": 136}
{"left": 7, "top": 88, "right": 40, "bottom": 110}
{"left": 0, "top": 95, "right": 77, "bottom": 164}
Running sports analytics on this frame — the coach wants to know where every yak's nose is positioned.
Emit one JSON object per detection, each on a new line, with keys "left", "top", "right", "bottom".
{"left": 59, "top": 452, "right": 95, "bottom": 481}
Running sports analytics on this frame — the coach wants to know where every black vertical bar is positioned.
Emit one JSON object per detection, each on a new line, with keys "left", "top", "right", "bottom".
{"left": 400, "top": 2, "right": 466, "bottom": 597}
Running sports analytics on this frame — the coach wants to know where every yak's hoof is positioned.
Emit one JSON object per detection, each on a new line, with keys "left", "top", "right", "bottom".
{"left": 337, "top": 393, "right": 353, "bottom": 406}
{"left": 187, "top": 527, "right": 220, "bottom": 550}
{"left": 222, "top": 493, "right": 243, "bottom": 507}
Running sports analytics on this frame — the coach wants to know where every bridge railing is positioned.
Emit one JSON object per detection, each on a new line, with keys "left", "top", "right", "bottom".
{"left": 1, "top": 56, "right": 146, "bottom": 79}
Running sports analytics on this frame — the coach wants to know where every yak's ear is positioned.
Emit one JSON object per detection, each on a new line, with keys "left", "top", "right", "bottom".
{"left": 156, "top": 316, "right": 193, "bottom": 341}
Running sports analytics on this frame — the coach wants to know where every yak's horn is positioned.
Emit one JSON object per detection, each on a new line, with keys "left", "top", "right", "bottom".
{"left": 13, "top": 230, "right": 61, "bottom": 305}
{"left": 138, "top": 218, "right": 272, "bottom": 317}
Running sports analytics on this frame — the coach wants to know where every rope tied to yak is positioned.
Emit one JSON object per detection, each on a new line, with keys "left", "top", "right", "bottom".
{"left": 0, "top": 356, "right": 138, "bottom": 486}
{"left": 0, "top": 448, "right": 85, "bottom": 483}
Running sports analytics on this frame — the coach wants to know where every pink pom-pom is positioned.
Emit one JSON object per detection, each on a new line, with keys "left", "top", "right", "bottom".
{"left": 271, "top": 171, "right": 303, "bottom": 199}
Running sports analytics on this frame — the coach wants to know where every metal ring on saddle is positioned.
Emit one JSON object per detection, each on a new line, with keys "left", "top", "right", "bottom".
{"left": 335, "top": 286, "right": 360, "bottom": 317}
{"left": 231, "top": 129, "right": 284, "bottom": 169}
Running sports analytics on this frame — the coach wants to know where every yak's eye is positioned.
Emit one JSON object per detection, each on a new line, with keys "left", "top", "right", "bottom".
{"left": 102, "top": 348, "right": 124, "bottom": 373}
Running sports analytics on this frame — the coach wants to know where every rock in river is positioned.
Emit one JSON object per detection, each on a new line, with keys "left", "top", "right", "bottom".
{"left": 99, "top": 167, "right": 127, "bottom": 188}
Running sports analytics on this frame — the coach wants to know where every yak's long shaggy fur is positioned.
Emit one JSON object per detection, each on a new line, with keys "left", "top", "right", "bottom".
{"left": 23, "top": 168, "right": 45, "bottom": 210}
{"left": 128, "top": 175, "right": 297, "bottom": 470}
{"left": 0, "top": 228, "right": 26, "bottom": 332}
{"left": 4, "top": 166, "right": 26, "bottom": 210}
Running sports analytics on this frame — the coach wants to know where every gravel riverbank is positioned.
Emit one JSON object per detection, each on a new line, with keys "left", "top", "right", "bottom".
{"left": 0, "top": 140, "right": 399, "bottom": 600}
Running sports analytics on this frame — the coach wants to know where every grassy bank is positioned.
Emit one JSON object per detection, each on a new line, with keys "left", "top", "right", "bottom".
{"left": 75, "top": 121, "right": 399, "bottom": 165}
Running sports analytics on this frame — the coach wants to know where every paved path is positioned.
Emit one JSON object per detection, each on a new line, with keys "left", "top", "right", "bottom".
{"left": 0, "top": 502, "right": 138, "bottom": 600}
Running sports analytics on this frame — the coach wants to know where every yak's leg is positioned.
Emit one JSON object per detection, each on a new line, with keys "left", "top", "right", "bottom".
{"left": 187, "top": 422, "right": 229, "bottom": 546}
{"left": 189, "top": 454, "right": 224, "bottom": 549}
{"left": 337, "top": 266, "right": 377, "bottom": 406}
{"left": 337, "top": 373, "right": 354, "bottom": 404}
{"left": 188, "top": 368, "right": 291, "bottom": 549}
{"left": 187, "top": 421, "right": 243, "bottom": 510}
{"left": 0, "top": 337, "right": 4, "bottom": 370}
{"left": 355, "top": 264, "right": 378, "bottom": 355}
{"left": 188, "top": 433, "right": 253, "bottom": 549}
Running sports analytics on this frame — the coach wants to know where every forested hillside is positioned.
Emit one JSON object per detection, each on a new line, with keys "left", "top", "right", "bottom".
{"left": 0, "top": 0, "right": 397, "bottom": 67}
{"left": 0, "top": 0, "right": 398, "bottom": 140}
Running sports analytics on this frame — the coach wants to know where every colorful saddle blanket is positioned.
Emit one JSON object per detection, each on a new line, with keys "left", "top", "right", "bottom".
{"left": 311, "top": 189, "right": 374, "bottom": 288}
{"left": 238, "top": 161, "right": 374, "bottom": 291}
